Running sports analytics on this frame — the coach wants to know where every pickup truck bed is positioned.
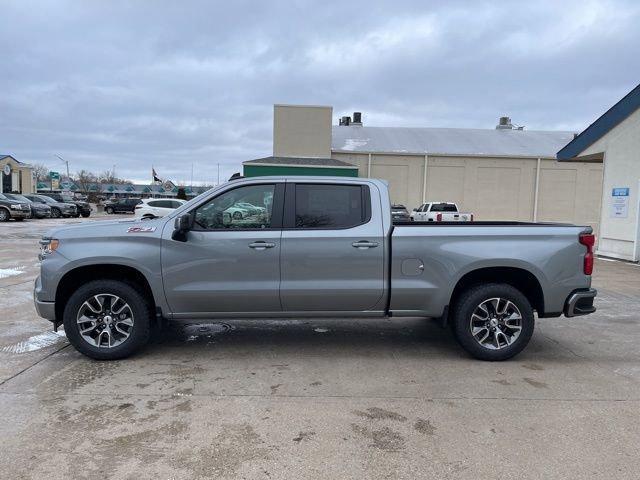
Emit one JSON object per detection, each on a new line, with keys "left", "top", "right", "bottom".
{"left": 34, "top": 176, "right": 596, "bottom": 361}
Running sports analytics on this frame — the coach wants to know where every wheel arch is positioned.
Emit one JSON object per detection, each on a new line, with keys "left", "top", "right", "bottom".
{"left": 55, "top": 264, "right": 157, "bottom": 322}
{"left": 449, "top": 266, "right": 545, "bottom": 316}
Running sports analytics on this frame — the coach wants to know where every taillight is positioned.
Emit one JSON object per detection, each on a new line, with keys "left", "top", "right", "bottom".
{"left": 436, "top": 213, "right": 442, "bottom": 222}
{"left": 579, "top": 233, "right": 595, "bottom": 275}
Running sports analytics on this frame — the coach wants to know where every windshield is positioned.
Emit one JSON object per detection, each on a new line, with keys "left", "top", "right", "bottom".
{"left": 39, "top": 195, "right": 56, "bottom": 204}
{"left": 60, "top": 195, "right": 74, "bottom": 202}
{"left": 5, "top": 194, "right": 30, "bottom": 202}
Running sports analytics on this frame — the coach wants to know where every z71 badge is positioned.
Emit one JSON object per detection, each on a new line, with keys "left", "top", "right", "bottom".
{"left": 127, "top": 226, "right": 156, "bottom": 233}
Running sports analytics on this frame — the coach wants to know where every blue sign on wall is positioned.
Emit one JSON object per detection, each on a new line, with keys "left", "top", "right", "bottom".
{"left": 612, "top": 187, "right": 630, "bottom": 196}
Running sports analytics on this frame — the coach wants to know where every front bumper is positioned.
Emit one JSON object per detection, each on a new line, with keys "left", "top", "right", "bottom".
{"left": 32, "top": 209, "right": 52, "bottom": 218}
{"left": 564, "top": 288, "right": 597, "bottom": 317}
{"left": 62, "top": 207, "right": 77, "bottom": 216}
{"left": 10, "top": 208, "right": 30, "bottom": 218}
{"left": 34, "top": 276, "right": 56, "bottom": 321}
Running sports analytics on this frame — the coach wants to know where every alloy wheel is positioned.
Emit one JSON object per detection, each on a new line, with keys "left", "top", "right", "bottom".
{"left": 76, "top": 294, "right": 135, "bottom": 348}
{"left": 469, "top": 297, "right": 522, "bottom": 350}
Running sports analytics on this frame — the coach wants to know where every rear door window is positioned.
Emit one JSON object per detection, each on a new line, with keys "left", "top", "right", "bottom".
{"left": 293, "top": 184, "right": 369, "bottom": 229}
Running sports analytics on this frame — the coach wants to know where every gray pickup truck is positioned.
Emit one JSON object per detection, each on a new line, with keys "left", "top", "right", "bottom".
{"left": 34, "top": 176, "right": 597, "bottom": 361}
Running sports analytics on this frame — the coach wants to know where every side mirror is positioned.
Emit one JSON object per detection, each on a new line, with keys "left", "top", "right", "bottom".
{"left": 174, "top": 214, "right": 193, "bottom": 232}
{"left": 172, "top": 214, "right": 193, "bottom": 241}
{"left": 412, "top": 208, "right": 417, "bottom": 212}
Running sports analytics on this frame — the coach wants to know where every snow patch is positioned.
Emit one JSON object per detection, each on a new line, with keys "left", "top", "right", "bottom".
{"left": 313, "top": 328, "right": 329, "bottom": 333}
{"left": 341, "top": 138, "right": 370, "bottom": 151}
{"left": 1, "top": 330, "right": 66, "bottom": 354}
{"left": 0, "top": 266, "right": 25, "bottom": 279}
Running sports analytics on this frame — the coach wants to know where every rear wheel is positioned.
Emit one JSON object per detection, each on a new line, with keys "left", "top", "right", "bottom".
{"left": 105, "top": 207, "right": 114, "bottom": 214}
{"left": 14, "top": 217, "right": 24, "bottom": 221}
{"left": 0, "top": 208, "right": 8, "bottom": 222}
{"left": 63, "top": 280, "right": 152, "bottom": 360}
{"left": 451, "top": 283, "right": 534, "bottom": 361}
{"left": 81, "top": 212, "right": 90, "bottom": 218}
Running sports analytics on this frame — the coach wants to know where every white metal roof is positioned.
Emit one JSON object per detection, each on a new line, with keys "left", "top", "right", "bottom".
{"left": 331, "top": 125, "right": 576, "bottom": 158}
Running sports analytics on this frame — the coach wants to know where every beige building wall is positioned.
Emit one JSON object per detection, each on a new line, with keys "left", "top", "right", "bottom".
{"left": 273, "top": 105, "right": 333, "bottom": 158}
{"left": 333, "top": 151, "right": 602, "bottom": 235}
{"left": 576, "top": 107, "right": 640, "bottom": 260}
{"left": 0, "top": 156, "right": 36, "bottom": 194}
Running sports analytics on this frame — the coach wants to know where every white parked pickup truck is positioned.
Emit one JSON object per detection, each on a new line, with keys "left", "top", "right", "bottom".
{"left": 411, "top": 202, "right": 473, "bottom": 222}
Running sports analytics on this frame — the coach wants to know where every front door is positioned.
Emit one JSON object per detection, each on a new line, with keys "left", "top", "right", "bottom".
{"left": 162, "top": 182, "right": 284, "bottom": 314}
{"left": 280, "top": 182, "right": 385, "bottom": 312}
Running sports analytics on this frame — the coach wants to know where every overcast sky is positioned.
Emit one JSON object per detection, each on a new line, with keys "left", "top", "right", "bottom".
{"left": 1, "top": 0, "right": 639, "bottom": 184}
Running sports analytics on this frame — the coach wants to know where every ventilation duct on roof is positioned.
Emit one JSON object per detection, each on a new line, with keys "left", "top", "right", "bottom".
{"left": 496, "top": 116, "right": 524, "bottom": 130}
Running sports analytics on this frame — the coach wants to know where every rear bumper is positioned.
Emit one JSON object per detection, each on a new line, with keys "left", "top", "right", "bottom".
{"left": 564, "top": 288, "right": 597, "bottom": 317}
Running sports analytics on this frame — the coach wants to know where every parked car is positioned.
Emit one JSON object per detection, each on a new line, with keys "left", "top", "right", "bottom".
{"left": 42, "top": 193, "right": 91, "bottom": 217}
{"left": 391, "top": 204, "right": 411, "bottom": 221}
{"left": 35, "top": 177, "right": 597, "bottom": 361}
{"left": 134, "top": 198, "right": 186, "bottom": 219}
{"left": 0, "top": 193, "right": 31, "bottom": 221}
{"left": 410, "top": 202, "right": 473, "bottom": 222}
{"left": 23, "top": 194, "right": 77, "bottom": 218}
{"left": 4, "top": 193, "right": 51, "bottom": 218}
{"left": 104, "top": 198, "right": 142, "bottom": 214}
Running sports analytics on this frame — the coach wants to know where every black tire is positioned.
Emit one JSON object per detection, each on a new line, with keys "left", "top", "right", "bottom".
{"left": 14, "top": 217, "right": 24, "bottom": 222}
{"left": 0, "top": 208, "right": 8, "bottom": 222}
{"left": 451, "top": 283, "right": 534, "bottom": 361}
{"left": 63, "top": 279, "right": 152, "bottom": 360}
{"left": 105, "top": 207, "right": 114, "bottom": 214}
{"left": 81, "top": 212, "right": 90, "bottom": 218}
{"left": 232, "top": 211, "right": 243, "bottom": 220}
{"left": 51, "top": 208, "right": 62, "bottom": 218}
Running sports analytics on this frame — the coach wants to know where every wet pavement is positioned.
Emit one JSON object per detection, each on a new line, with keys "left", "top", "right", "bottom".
{"left": 1, "top": 217, "right": 639, "bottom": 479}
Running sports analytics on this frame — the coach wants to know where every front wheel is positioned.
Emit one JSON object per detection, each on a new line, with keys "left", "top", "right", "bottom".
{"left": 63, "top": 280, "right": 152, "bottom": 360}
{"left": 0, "top": 209, "right": 9, "bottom": 222}
{"left": 81, "top": 212, "right": 90, "bottom": 218}
{"left": 105, "top": 207, "right": 114, "bottom": 214}
{"left": 451, "top": 283, "right": 534, "bottom": 361}
{"left": 14, "top": 217, "right": 24, "bottom": 222}
{"left": 51, "top": 208, "right": 61, "bottom": 218}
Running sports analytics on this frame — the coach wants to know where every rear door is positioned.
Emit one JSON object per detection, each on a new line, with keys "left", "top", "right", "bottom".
{"left": 280, "top": 181, "right": 385, "bottom": 312}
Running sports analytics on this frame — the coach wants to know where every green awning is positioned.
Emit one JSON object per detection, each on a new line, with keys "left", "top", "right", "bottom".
{"left": 143, "top": 186, "right": 151, "bottom": 193}
{"left": 126, "top": 185, "right": 134, "bottom": 192}
{"left": 107, "top": 186, "right": 115, "bottom": 192}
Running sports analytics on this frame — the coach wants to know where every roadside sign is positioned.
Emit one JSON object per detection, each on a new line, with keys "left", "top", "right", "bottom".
{"left": 610, "top": 187, "right": 629, "bottom": 218}
{"left": 49, "top": 171, "right": 60, "bottom": 179}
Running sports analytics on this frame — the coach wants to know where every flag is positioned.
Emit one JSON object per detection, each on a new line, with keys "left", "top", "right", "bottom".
{"left": 152, "top": 167, "right": 161, "bottom": 183}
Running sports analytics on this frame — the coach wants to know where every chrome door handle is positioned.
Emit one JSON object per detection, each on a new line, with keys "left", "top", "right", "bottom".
{"left": 352, "top": 241, "right": 379, "bottom": 249}
{"left": 248, "top": 241, "right": 276, "bottom": 250}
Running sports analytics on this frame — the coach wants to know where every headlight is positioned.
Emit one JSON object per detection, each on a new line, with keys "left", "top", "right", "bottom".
{"left": 10, "top": 204, "right": 21, "bottom": 210}
{"left": 39, "top": 238, "right": 60, "bottom": 256}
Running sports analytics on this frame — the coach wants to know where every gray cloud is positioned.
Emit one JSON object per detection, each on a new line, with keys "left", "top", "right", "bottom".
{"left": 1, "top": 0, "right": 638, "bottom": 183}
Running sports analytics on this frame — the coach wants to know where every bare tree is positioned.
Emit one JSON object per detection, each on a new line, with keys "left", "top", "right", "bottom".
{"left": 98, "top": 170, "right": 132, "bottom": 185}
{"left": 31, "top": 163, "right": 50, "bottom": 182}
{"left": 74, "top": 170, "right": 97, "bottom": 194}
